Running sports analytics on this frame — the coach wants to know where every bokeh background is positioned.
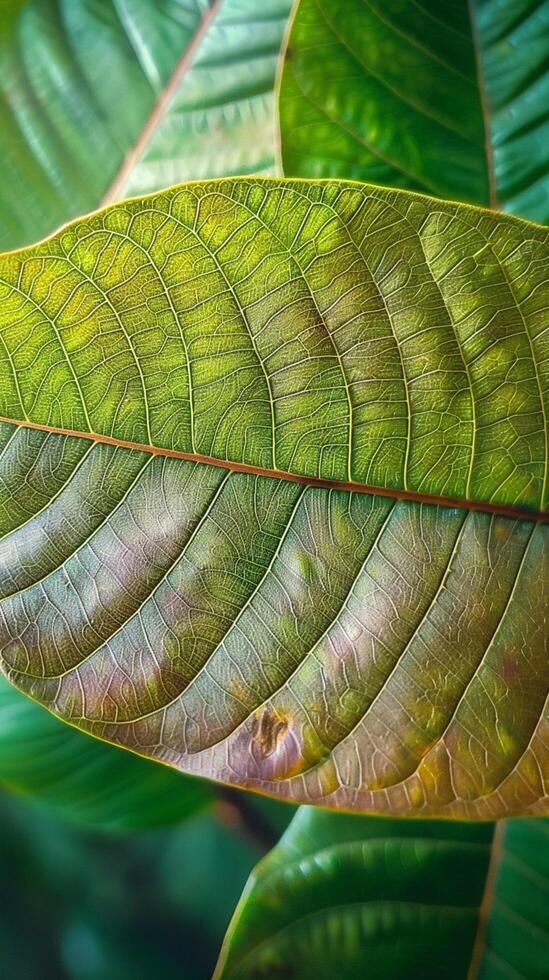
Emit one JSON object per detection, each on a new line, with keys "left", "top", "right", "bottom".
{"left": 0, "top": 674, "right": 295, "bottom": 979}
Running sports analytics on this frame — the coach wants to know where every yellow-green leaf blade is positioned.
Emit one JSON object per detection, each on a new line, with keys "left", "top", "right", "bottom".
{"left": 1, "top": 179, "right": 547, "bottom": 511}
{"left": 0, "top": 178, "right": 547, "bottom": 818}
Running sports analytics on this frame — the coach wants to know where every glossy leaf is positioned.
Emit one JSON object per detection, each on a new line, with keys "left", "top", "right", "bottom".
{"left": 278, "top": 0, "right": 549, "bottom": 220}
{"left": 0, "top": 673, "right": 213, "bottom": 831}
{"left": 476, "top": 819, "right": 549, "bottom": 979}
{"left": 214, "top": 807, "right": 493, "bottom": 979}
{"left": 0, "top": 0, "right": 290, "bottom": 249}
{"left": 214, "top": 807, "right": 549, "bottom": 979}
{"left": 120, "top": 0, "right": 293, "bottom": 200}
{"left": 0, "top": 177, "right": 547, "bottom": 818}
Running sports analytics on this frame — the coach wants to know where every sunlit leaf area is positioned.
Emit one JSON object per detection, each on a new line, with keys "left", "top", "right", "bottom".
{"left": 0, "top": 2, "right": 547, "bottom": 977}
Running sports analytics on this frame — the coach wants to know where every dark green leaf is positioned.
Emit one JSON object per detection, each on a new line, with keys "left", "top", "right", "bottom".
{"left": 279, "top": 0, "right": 549, "bottom": 220}
{"left": 214, "top": 806, "right": 494, "bottom": 979}
{"left": 215, "top": 807, "right": 549, "bottom": 979}
{"left": 476, "top": 819, "right": 549, "bottom": 980}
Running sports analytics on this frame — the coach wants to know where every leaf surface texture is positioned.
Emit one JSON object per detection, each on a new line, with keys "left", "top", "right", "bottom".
{"left": 0, "top": 177, "right": 547, "bottom": 817}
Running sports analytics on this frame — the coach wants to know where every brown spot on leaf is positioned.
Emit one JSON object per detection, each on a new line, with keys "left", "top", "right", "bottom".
{"left": 252, "top": 706, "right": 288, "bottom": 759}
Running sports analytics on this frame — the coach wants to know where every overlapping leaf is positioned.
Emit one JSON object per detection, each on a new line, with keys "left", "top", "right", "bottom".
{"left": 0, "top": 177, "right": 547, "bottom": 818}
{"left": 279, "top": 0, "right": 549, "bottom": 220}
{"left": 215, "top": 807, "right": 549, "bottom": 979}
{"left": 476, "top": 818, "right": 549, "bottom": 979}
{"left": 0, "top": 0, "right": 290, "bottom": 249}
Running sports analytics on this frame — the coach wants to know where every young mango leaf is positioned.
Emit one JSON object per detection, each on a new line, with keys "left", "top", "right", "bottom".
{"left": 0, "top": 673, "right": 213, "bottom": 832}
{"left": 278, "top": 0, "right": 549, "bottom": 220}
{"left": 214, "top": 807, "right": 549, "bottom": 980}
{"left": 0, "top": 177, "right": 547, "bottom": 819}
{"left": 0, "top": 0, "right": 291, "bottom": 249}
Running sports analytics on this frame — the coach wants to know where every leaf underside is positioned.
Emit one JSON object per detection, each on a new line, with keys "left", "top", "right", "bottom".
{"left": 0, "top": 178, "right": 547, "bottom": 818}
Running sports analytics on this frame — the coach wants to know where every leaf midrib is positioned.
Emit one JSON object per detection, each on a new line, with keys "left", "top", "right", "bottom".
{"left": 1, "top": 415, "right": 546, "bottom": 524}
{"left": 467, "top": 0, "right": 498, "bottom": 208}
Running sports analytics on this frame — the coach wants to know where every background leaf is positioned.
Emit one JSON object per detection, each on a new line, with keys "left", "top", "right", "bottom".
{"left": 0, "top": 790, "right": 267, "bottom": 979}
{"left": 278, "top": 0, "right": 549, "bottom": 220}
{"left": 119, "top": 0, "right": 293, "bottom": 200}
{"left": 0, "top": 178, "right": 547, "bottom": 818}
{"left": 0, "top": 673, "right": 213, "bottom": 831}
{"left": 214, "top": 807, "right": 549, "bottom": 979}
{"left": 476, "top": 819, "right": 549, "bottom": 979}
{"left": 0, "top": 0, "right": 291, "bottom": 249}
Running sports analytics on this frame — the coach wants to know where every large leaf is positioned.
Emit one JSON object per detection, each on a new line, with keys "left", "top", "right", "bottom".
{"left": 0, "top": 177, "right": 547, "bottom": 818}
{"left": 0, "top": 0, "right": 291, "bottom": 249}
{"left": 278, "top": 0, "right": 549, "bottom": 221}
{"left": 0, "top": 672, "right": 212, "bottom": 831}
{"left": 214, "top": 807, "right": 549, "bottom": 979}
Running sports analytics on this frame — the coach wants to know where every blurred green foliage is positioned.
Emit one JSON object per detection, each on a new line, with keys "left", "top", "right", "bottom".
{"left": 0, "top": 788, "right": 294, "bottom": 980}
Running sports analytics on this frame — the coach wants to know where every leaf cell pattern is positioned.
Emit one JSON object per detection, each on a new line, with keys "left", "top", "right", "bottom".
{"left": 1, "top": 180, "right": 547, "bottom": 508}
{"left": 0, "top": 179, "right": 547, "bottom": 816}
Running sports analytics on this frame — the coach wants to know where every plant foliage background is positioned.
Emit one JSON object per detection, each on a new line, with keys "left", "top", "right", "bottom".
{"left": 0, "top": 1, "right": 547, "bottom": 977}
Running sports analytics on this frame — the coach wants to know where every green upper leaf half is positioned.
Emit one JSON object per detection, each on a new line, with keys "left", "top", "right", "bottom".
{"left": 214, "top": 807, "right": 549, "bottom": 980}
{"left": 0, "top": 177, "right": 547, "bottom": 818}
{"left": 278, "top": 0, "right": 549, "bottom": 221}
{"left": 0, "top": 0, "right": 291, "bottom": 249}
